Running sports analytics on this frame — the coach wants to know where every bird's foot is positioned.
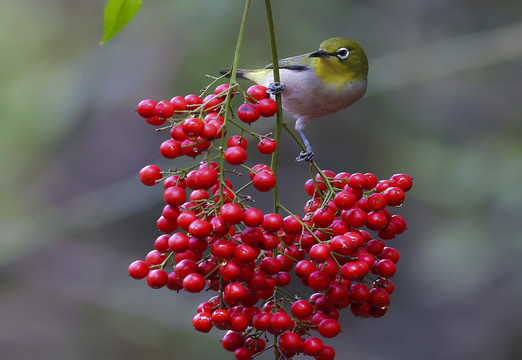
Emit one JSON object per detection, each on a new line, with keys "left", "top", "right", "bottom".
{"left": 267, "top": 82, "right": 286, "bottom": 95}
{"left": 296, "top": 149, "right": 314, "bottom": 162}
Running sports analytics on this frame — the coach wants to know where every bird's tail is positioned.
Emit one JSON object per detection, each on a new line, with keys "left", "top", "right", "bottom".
{"left": 219, "top": 68, "right": 271, "bottom": 84}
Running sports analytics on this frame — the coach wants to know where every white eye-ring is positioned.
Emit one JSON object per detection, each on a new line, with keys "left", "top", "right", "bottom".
{"left": 336, "top": 47, "right": 350, "bottom": 60}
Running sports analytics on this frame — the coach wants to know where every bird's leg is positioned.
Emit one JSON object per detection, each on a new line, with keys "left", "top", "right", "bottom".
{"left": 296, "top": 129, "right": 314, "bottom": 162}
{"left": 267, "top": 82, "right": 286, "bottom": 95}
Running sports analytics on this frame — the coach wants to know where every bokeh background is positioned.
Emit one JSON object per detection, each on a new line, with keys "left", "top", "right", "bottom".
{"left": 1, "top": 0, "right": 522, "bottom": 359}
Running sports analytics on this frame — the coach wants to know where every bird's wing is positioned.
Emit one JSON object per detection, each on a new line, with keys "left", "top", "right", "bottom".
{"left": 218, "top": 53, "right": 312, "bottom": 84}
{"left": 264, "top": 53, "right": 312, "bottom": 71}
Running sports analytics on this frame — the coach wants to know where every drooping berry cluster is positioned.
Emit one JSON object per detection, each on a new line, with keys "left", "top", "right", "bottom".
{"left": 129, "top": 82, "right": 413, "bottom": 360}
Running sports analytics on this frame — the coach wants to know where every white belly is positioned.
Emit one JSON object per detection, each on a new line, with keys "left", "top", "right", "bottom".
{"left": 259, "top": 69, "right": 367, "bottom": 130}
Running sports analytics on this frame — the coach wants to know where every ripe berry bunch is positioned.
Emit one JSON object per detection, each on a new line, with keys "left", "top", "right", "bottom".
{"left": 135, "top": 83, "right": 278, "bottom": 160}
{"left": 129, "top": 81, "right": 413, "bottom": 360}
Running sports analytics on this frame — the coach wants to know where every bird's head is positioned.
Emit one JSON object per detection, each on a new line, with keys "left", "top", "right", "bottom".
{"left": 309, "top": 37, "right": 368, "bottom": 87}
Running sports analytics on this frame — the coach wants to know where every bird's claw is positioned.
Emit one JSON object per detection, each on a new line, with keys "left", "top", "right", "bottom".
{"left": 267, "top": 82, "right": 286, "bottom": 95}
{"left": 296, "top": 149, "right": 314, "bottom": 162}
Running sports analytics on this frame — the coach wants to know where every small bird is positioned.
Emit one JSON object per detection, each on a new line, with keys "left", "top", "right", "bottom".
{"left": 222, "top": 37, "right": 369, "bottom": 161}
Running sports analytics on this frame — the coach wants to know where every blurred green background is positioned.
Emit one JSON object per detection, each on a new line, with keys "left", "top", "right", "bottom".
{"left": 1, "top": 0, "right": 522, "bottom": 359}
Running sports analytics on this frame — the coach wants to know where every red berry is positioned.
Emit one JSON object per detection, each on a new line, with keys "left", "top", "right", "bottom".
{"left": 282, "top": 215, "right": 303, "bottom": 234}
{"left": 155, "top": 100, "right": 175, "bottom": 118}
{"left": 163, "top": 186, "right": 186, "bottom": 207}
{"left": 177, "top": 211, "right": 197, "bottom": 231}
{"left": 333, "top": 190, "right": 357, "bottom": 210}
{"left": 224, "top": 282, "right": 247, "bottom": 303}
{"left": 248, "top": 164, "right": 273, "bottom": 179}
{"left": 146, "top": 269, "right": 168, "bottom": 289}
{"left": 383, "top": 186, "right": 405, "bottom": 206}
{"left": 312, "top": 208, "right": 335, "bottom": 227}
{"left": 227, "top": 135, "right": 248, "bottom": 149}
{"left": 347, "top": 172, "right": 367, "bottom": 190}
{"left": 192, "top": 312, "right": 213, "bottom": 333}
{"left": 364, "top": 173, "right": 378, "bottom": 190}
{"left": 341, "top": 207, "right": 367, "bottom": 228}
{"left": 389, "top": 173, "right": 413, "bottom": 192}
{"left": 139, "top": 165, "right": 162, "bottom": 186}
{"left": 252, "top": 170, "right": 276, "bottom": 192}
{"left": 366, "top": 211, "right": 389, "bottom": 230}
{"left": 238, "top": 103, "right": 260, "bottom": 124}
{"left": 390, "top": 215, "right": 407, "bottom": 234}
{"left": 156, "top": 215, "right": 178, "bottom": 233}
{"left": 261, "top": 213, "right": 283, "bottom": 232}
{"left": 327, "top": 283, "right": 349, "bottom": 304}
{"left": 257, "top": 98, "right": 278, "bottom": 117}
{"left": 229, "top": 313, "right": 249, "bottom": 332}
{"left": 169, "top": 96, "right": 187, "bottom": 114}
{"left": 233, "top": 244, "right": 258, "bottom": 263}
{"left": 369, "top": 287, "right": 390, "bottom": 308}
{"left": 168, "top": 232, "right": 189, "bottom": 253}
{"left": 128, "top": 260, "right": 149, "bottom": 279}
{"left": 257, "top": 139, "right": 277, "bottom": 154}
{"left": 340, "top": 261, "right": 366, "bottom": 281}
{"left": 350, "top": 283, "right": 370, "bottom": 304}
{"left": 160, "top": 139, "right": 183, "bottom": 159}
{"left": 144, "top": 115, "right": 166, "bottom": 126}
{"left": 291, "top": 300, "right": 314, "bottom": 319}
{"left": 318, "top": 319, "right": 340, "bottom": 338}
{"left": 183, "top": 273, "right": 206, "bottom": 293}
{"left": 136, "top": 99, "right": 157, "bottom": 118}
{"left": 220, "top": 203, "right": 244, "bottom": 225}
{"left": 214, "top": 83, "right": 233, "bottom": 99}
{"left": 211, "top": 308, "right": 231, "bottom": 325}
{"left": 367, "top": 193, "right": 387, "bottom": 211}
{"left": 246, "top": 85, "right": 268, "bottom": 103}
{"left": 184, "top": 94, "right": 203, "bottom": 109}
{"left": 252, "top": 312, "right": 272, "bottom": 331}
{"left": 195, "top": 167, "right": 219, "bottom": 190}
{"left": 380, "top": 247, "right": 401, "bottom": 263}
{"left": 188, "top": 219, "right": 212, "bottom": 238}
{"left": 222, "top": 331, "right": 245, "bottom": 351}
{"left": 317, "top": 345, "right": 336, "bottom": 360}
{"left": 278, "top": 332, "right": 301, "bottom": 353}
{"left": 202, "top": 94, "right": 223, "bottom": 112}
{"left": 211, "top": 239, "right": 236, "bottom": 259}
{"left": 309, "top": 243, "right": 331, "bottom": 263}
{"left": 182, "top": 117, "right": 204, "bottom": 137}
{"left": 270, "top": 311, "right": 292, "bottom": 334}
{"left": 242, "top": 207, "right": 264, "bottom": 227}
{"left": 375, "top": 259, "right": 396, "bottom": 279}
{"left": 303, "top": 337, "right": 324, "bottom": 356}
{"left": 234, "top": 346, "right": 252, "bottom": 360}
{"left": 259, "top": 257, "right": 282, "bottom": 276}
{"left": 225, "top": 146, "right": 248, "bottom": 165}
{"left": 294, "top": 260, "right": 315, "bottom": 280}
{"left": 308, "top": 270, "right": 331, "bottom": 291}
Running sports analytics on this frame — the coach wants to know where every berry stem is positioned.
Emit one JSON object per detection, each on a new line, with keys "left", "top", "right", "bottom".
{"left": 218, "top": 0, "right": 252, "bottom": 203}
{"left": 265, "top": 0, "right": 284, "bottom": 215}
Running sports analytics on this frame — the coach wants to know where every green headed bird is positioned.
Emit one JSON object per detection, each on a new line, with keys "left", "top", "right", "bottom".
{"left": 222, "top": 37, "right": 369, "bottom": 161}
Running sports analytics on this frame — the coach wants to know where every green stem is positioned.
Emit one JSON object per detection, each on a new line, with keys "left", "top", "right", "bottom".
{"left": 265, "top": 0, "right": 284, "bottom": 214}
{"left": 218, "top": 0, "right": 251, "bottom": 203}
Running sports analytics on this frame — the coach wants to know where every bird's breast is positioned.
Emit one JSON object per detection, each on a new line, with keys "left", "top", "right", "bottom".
{"left": 262, "top": 69, "right": 366, "bottom": 121}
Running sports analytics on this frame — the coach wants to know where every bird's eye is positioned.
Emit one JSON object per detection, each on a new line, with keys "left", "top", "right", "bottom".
{"left": 336, "top": 48, "right": 349, "bottom": 60}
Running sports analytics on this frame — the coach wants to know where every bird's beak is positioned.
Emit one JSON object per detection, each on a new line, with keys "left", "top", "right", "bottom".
{"left": 309, "top": 49, "right": 330, "bottom": 58}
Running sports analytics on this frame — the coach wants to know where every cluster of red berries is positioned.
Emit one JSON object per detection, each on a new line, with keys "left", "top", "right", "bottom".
{"left": 135, "top": 83, "right": 278, "bottom": 159}
{"left": 129, "top": 83, "right": 412, "bottom": 360}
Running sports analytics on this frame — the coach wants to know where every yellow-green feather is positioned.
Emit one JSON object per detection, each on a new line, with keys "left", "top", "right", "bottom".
{"left": 312, "top": 37, "right": 368, "bottom": 89}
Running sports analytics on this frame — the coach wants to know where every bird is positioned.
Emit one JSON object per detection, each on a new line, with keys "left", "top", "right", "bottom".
{"left": 221, "top": 37, "right": 369, "bottom": 161}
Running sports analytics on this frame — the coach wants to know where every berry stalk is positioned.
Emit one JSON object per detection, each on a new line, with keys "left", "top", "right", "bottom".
{"left": 265, "top": 0, "right": 284, "bottom": 216}
{"left": 218, "top": 0, "right": 252, "bottom": 202}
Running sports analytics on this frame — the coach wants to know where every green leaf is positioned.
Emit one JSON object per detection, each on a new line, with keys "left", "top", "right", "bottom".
{"left": 100, "top": 0, "right": 142, "bottom": 45}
